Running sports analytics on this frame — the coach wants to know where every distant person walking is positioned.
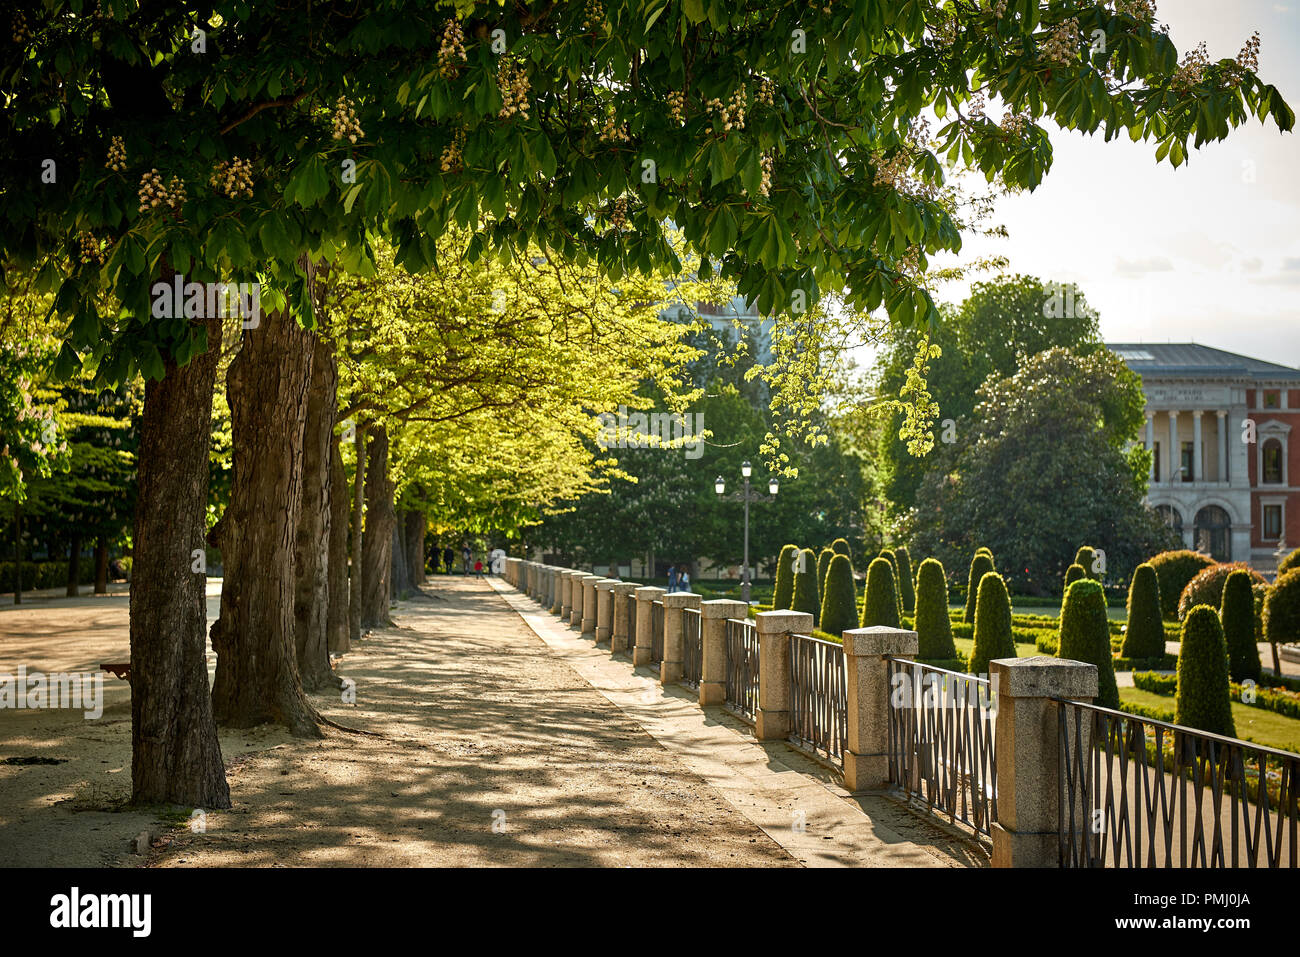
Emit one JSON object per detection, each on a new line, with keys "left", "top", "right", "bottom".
{"left": 474, "top": 559, "right": 484, "bottom": 578}
{"left": 679, "top": 568, "right": 690, "bottom": 592}
{"left": 667, "top": 566, "right": 678, "bottom": 593}
{"left": 461, "top": 542, "right": 471, "bottom": 575}
{"left": 443, "top": 546, "right": 455, "bottom": 575}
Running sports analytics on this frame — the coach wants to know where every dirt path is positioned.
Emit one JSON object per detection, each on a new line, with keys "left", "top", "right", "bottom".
{"left": 0, "top": 578, "right": 796, "bottom": 867}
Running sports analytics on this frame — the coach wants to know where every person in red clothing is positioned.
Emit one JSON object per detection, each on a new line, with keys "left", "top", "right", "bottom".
{"left": 473, "top": 558, "right": 484, "bottom": 578}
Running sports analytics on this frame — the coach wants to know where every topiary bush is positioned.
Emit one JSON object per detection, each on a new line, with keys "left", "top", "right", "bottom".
{"left": 1177, "top": 562, "right": 1268, "bottom": 620}
{"left": 1074, "top": 546, "right": 1096, "bottom": 578}
{"left": 1279, "top": 547, "right": 1300, "bottom": 577}
{"left": 1175, "top": 605, "right": 1236, "bottom": 736}
{"left": 861, "top": 557, "right": 900, "bottom": 629}
{"left": 1122, "top": 563, "right": 1166, "bottom": 660}
{"left": 1057, "top": 578, "right": 1119, "bottom": 710}
{"left": 1148, "top": 549, "right": 1216, "bottom": 619}
{"left": 816, "top": 547, "right": 835, "bottom": 594}
{"left": 831, "top": 537, "right": 852, "bottom": 559}
{"left": 895, "top": 546, "right": 915, "bottom": 615}
{"left": 964, "top": 551, "right": 995, "bottom": 624}
{"left": 819, "top": 553, "right": 858, "bottom": 638}
{"left": 914, "top": 558, "right": 957, "bottom": 660}
{"left": 773, "top": 543, "right": 799, "bottom": 610}
{"left": 1263, "top": 568, "right": 1300, "bottom": 665}
{"left": 975, "top": 547, "right": 993, "bottom": 559}
{"left": 968, "top": 571, "right": 1015, "bottom": 676}
{"left": 1220, "top": 569, "right": 1261, "bottom": 683}
{"left": 791, "top": 548, "right": 820, "bottom": 625}
{"left": 1064, "top": 563, "right": 1086, "bottom": 593}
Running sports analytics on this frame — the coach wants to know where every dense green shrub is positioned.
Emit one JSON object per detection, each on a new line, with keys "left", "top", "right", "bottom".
{"left": 861, "top": 557, "right": 901, "bottom": 629}
{"left": 0, "top": 560, "right": 98, "bottom": 593}
{"left": 1057, "top": 579, "right": 1119, "bottom": 709}
{"left": 1177, "top": 562, "right": 1267, "bottom": 620}
{"left": 816, "top": 547, "right": 835, "bottom": 593}
{"left": 1036, "top": 633, "right": 1059, "bottom": 655}
{"left": 1220, "top": 570, "right": 1261, "bottom": 683}
{"left": 1263, "top": 568, "right": 1300, "bottom": 651}
{"left": 914, "top": 558, "right": 957, "bottom": 660}
{"left": 1278, "top": 547, "right": 1300, "bottom": 577}
{"left": 895, "top": 546, "right": 915, "bottom": 615}
{"left": 1073, "top": 546, "right": 1097, "bottom": 578}
{"left": 1063, "top": 563, "right": 1086, "bottom": 593}
{"left": 1175, "top": 606, "right": 1236, "bottom": 736}
{"left": 1133, "top": 670, "right": 1178, "bottom": 695}
{"left": 964, "top": 551, "right": 995, "bottom": 624}
{"left": 1122, "top": 563, "right": 1166, "bottom": 660}
{"left": 819, "top": 554, "right": 858, "bottom": 638}
{"left": 773, "top": 544, "right": 799, "bottom": 610}
{"left": 831, "top": 538, "right": 852, "bottom": 559}
{"left": 1148, "top": 550, "right": 1216, "bottom": 619}
{"left": 790, "top": 548, "right": 820, "bottom": 625}
{"left": 968, "top": 571, "right": 1016, "bottom": 676}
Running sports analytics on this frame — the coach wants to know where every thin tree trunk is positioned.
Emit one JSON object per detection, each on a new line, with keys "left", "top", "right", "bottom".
{"left": 348, "top": 424, "right": 366, "bottom": 643}
{"left": 293, "top": 330, "right": 339, "bottom": 692}
{"left": 405, "top": 512, "right": 426, "bottom": 587}
{"left": 13, "top": 505, "right": 22, "bottom": 605}
{"left": 66, "top": 533, "right": 81, "bottom": 597}
{"left": 390, "top": 514, "right": 411, "bottom": 599}
{"left": 210, "top": 300, "right": 321, "bottom": 735}
{"left": 362, "top": 425, "right": 395, "bottom": 628}
{"left": 94, "top": 537, "right": 108, "bottom": 594}
{"left": 327, "top": 437, "right": 350, "bottom": 656}
{"left": 131, "top": 309, "right": 230, "bottom": 808}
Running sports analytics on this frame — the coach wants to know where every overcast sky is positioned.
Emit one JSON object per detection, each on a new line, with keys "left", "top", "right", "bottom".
{"left": 921, "top": 0, "right": 1300, "bottom": 369}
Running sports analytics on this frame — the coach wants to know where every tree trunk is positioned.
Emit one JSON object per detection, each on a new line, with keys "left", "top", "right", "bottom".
{"left": 405, "top": 512, "right": 427, "bottom": 587}
{"left": 66, "top": 533, "right": 81, "bottom": 597}
{"left": 13, "top": 505, "right": 22, "bottom": 605}
{"left": 348, "top": 425, "right": 366, "bottom": 643}
{"left": 94, "top": 537, "right": 108, "bottom": 594}
{"left": 131, "top": 311, "right": 230, "bottom": 808}
{"left": 327, "top": 438, "right": 350, "bottom": 656}
{"left": 361, "top": 425, "right": 395, "bottom": 628}
{"left": 210, "top": 302, "right": 321, "bottom": 736}
{"left": 293, "top": 331, "right": 339, "bottom": 692}
{"left": 390, "top": 513, "right": 411, "bottom": 599}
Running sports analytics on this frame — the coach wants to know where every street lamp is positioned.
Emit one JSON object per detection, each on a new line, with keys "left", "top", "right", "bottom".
{"left": 715, "top": 461, "right": 778, "bottom": 604}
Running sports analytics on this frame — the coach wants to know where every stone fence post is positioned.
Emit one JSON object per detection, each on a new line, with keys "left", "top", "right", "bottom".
{"left": 568, "top": 573, "right": 585, "bottom": 628}
{"left": 580, "top": 575, "right": 598, "bottom": 637}
{"left": 701, "top": 600, "right": 749, "bottom": 706}
{"left": 561, "top": 571, "right": 575, "bottom": 621}
{"left": 990, "top": 656, "right": 1097, "bottom": 868}
{"left": 611, "top": 582, "right": 638, "bottom": 653}
{"left": 595, "top": 578, "right": 619, "bottom": 644}
{"left": 754, "top": 610, "right": 813, "bottom": 739}
{"left": 841, "top": 626, "right": 917, "bottom": 793}
{"left": 545, "top": 567, "right": 558, "bottom": 613}
{"left": 660, "top": 592, "right": 701, "bottom": 685}
{"left": 634, "top": 586, "right": 666, "bottom": 666}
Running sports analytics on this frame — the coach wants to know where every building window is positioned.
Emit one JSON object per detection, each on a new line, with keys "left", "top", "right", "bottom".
{"left": 1155, "top": 504, "right": 1182, "bottom": 535}
{"left": 1263, "top": 504, "right": 1283, "bottom": 540}
{"left": 1264, "top": 391, "right": 1280, "bottom": 409}
{"left": 1194, "top": 505, "right": 1231, "bottom": 562}
{"left": 1181, "top": 442, "right": 1195, "bottom": 482}
{"left": 1152, "top": 441, "right": 1160, "bottom": 482}
{"left": 1262, "top": 439, "right": 1283, "bottom": 484}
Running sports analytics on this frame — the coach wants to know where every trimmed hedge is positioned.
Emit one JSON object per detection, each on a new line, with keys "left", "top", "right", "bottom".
{"left": 1074, "top": 546, "right": 1097, "bottom": 578}
{"left": 1063, "top": 563, "right": 1086, "bottom": 593}
{"left": 773, "top": 544, "right": 799, "bottom": 611}
{"left": 1175, "top": 605, "right": 1236, "bottom": 736}
{"left": 790, "top": 548, "right": 820, "bottom": 625}
{"left": 969, "top": 571, "right": 1015, "bottom": 676}
{"left": 914, "top": 558, "right": 957, "bottom": 660}
{"left": 964, "top": 551, "right": 995, "bottom": 625}
{"left": 861, "top": 557, "right": 900, "bottom": 629}
{"left": 816, "top": 547, "right": 835, "bottom": 593}
{"left": 1148, "top": 549, "right": 1216, "bottom": 619}
{"left": 1177, "top": 562, "right": 1267, "bottom": 620}
{"left": 1278, "top": 547, "right": 1300, "bottom": 577}
{"left": 895, "top": 546, "right": 915, "bottom": 615}
{"left": 819, "top": 553, "right": 858, "bottom": 638}
{"left": 1058, "top": 578, "right": 1119, "bottom": 709}
{"left": 1122, "top": 563, "right": 1166, "bottom": 660}
{"left": 831, "top": 537, "right": 852, "bottom": 559}
{"left": 1221, "top": 569, "right": 1262, "bottom": 683}
{"left": 1263, "top": 568, "right": 1300, "bottom": 650}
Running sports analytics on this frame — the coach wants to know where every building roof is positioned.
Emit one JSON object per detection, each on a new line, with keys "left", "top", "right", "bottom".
{"left": 1107, "top": 343, "right": 1300, "bottom": 381}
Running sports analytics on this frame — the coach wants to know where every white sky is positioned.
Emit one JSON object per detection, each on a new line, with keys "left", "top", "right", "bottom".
{"left": 907, "top": 0, "right": 1300, "bottom": 369}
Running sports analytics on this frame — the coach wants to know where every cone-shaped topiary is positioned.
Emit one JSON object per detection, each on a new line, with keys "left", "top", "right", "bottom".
{"left": 791, "top": 548, "right": 820, "bottom": 625}
{"left": 1057, "top": 578, "right": 1119, "bottom": 709}
{"left": 1064, "top": 563, "right": 1086, "bottom": 593}
{"left": 1177, "top": 562, "right": 1268, "bottom": 620}
{"left": 879, "top": 549, "right": 902, "bottom": 619}
{"left": 969, "top": 571, "right": 1015, "bottom": 676}
{"left": 1263, "top": 569, "right": 1300, "bottom": 673}
{"left": 1122, "top": 563, "right": 1165, "bottom": 660}
{"left": 861, "top": 557, "right": 900, "bottom": 628}
{"left": 914, "top": 558, "right": 957, "bottom": 659}
{"left": 975, "top": 547, "right": 993, "bottom": 559}
{"left": 1074, "top": 546, "right": 1096, "bottom": 578}
{"left": 1175, "top": 605, "right": 1236, "bottom": 736}
{"left": 819, "top": 553, "right": 858, "bottom": 638}
{"left": 1279, "top": 547, "right": 1300, "bottom": 577}
{"left": 816, "top": 547, "right": 835, "bottom": 594}
{"left": 895, "top": 546, "right": 916, "bottom": 615}
{"left": 831, "top": 537, "right": 851, "bottom": 559}
{"left": 1220, "top": 569, "right": 1261, "bottom": 683}
{"left": 773, "top": 544, "right": 799, "bottom": 610}
{"left": 1147, "top": 549, "right": 1216, "bottom": 619}
{"left": 964, "top": 551, "right": 995, "bottom": 624}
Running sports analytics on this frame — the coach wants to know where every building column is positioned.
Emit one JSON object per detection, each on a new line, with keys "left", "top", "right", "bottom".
{"left": 1167, "top": 410, "right": 1179, "bottom": 484}
{"left": 1192, "top": 410, "right": 1203, "bottom": 483}
{"left": 1217, "top": 410, "right": 1228, "bottom": 484}
{"left": 1145, "top": 411, "right": 1155, "bottom": 482}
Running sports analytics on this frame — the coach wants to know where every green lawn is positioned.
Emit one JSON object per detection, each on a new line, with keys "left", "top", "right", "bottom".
{"left": 1119, "top": 687, "right": 1300, "bottom": 754}
{"left": 948, "top": 602, "right": 1127, "bottom": 621}
{"left": 952, "top": 636, "right": 1039, "bottom": 661}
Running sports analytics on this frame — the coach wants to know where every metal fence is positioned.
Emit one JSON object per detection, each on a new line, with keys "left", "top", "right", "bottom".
{"left": 650, "top": 600, "right": 664, "bottom": 667}
{"left": 788, "top": 633, "right": 846, "bottom": 768}
{"left": 724, "top": 618, "right": 759, "bottom": 724}
{"left": 624, "top": 592, "right": 637, "bottom": 656}
{"left": 1057, "top": 699, "right": 1299, "bottom": 868}
{"left": 681, "top": 608, "right": 702, "bottom": 690}
{"left": 886, "top": 658, "right": 997, "bottom": 839}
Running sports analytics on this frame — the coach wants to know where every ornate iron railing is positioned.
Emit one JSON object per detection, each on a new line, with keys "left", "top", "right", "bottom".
{"left": 886, "top": 658, "right": 997, "bottom": 839}
{"left": 650, "top": 599, "right": 664, "bottom": 666}
{"left": 724, "top": 618, "right": 759, "bottom": 724}
{"left": 788, "top": 633, "right": 846, "bottom": 768}
{"left": 1057, "top": 699, "right": 1299, "bottom": 868}
{"left": 681, "top": 608, "right": 702, "bottom": 689}
{"left": 624, "top": 592, "right": 637, "bottom": 656}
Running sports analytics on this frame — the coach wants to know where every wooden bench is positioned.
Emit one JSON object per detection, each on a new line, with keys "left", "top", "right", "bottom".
{"left": 100, "top": 662, "right": 131, "bottom": 682}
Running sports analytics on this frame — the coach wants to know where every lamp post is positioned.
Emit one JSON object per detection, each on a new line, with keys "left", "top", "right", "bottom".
{"left": 715, "top": 460, "right": 779, "bottom": 604}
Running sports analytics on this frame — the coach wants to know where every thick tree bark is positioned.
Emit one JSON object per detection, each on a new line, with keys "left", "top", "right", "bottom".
{"left": 405, "top": 512, "right": 427, "bottom": 587}
{"left": 94, "top": 537, "right": 108, "bottom": 594}
{"left": 66, "top": 533, "right": 81, "bottom": 597}
{"left": 348, "top": 425, "right": 366, "bottom": 643}
{"left": 131, "top": 312, "right": 230, "bottom": 808}
{"left": 13, "top": 506, "right": 21, "bottom": 605}
{"left": 391, "top": 514, "right": 411, "bottom": 599}
{"left": 327, "top": 438, "right": 350, "bottom": 656}
{"left": 210, "top": 302, "right": 321, "bottom": 736}
{"left": 293, "top": 331, "right": 340, "bottom": 692}
{"left": 361, "top": 425, "right": 395, "bottom": 628}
